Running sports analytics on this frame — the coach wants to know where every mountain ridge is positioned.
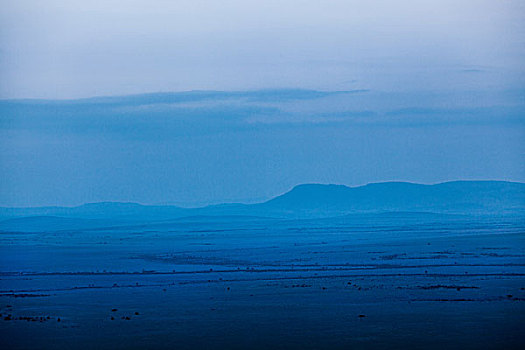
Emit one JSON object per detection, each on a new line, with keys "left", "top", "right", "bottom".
{"left": 1, "top": 181, "right": 523, "bottom": 223}
{"left": 258, "top": 180, "right": 525, "bottom": 215}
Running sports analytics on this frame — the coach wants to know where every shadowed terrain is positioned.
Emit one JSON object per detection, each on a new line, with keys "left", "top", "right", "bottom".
{"left": 0, "top": 183, "right": 524, "bottom": 349}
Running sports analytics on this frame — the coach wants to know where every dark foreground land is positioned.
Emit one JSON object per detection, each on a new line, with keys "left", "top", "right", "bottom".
{"left": 1, "top": 213, "right": 524, "bottom": 349}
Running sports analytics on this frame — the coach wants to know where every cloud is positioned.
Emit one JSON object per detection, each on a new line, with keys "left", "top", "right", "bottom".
{"left": 1, "top": 89, "right": 523, "bottom": 141}
{"left": 461, "top": 69, "right": 484, "bottom": 73}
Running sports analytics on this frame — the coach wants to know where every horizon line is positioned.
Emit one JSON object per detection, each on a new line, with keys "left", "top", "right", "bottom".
{"left": 1, "top": 179, "right": 522, "bottom": 210}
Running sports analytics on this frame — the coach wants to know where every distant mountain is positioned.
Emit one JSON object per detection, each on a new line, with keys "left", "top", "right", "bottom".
{"left": 0, "top": 181, "right": 523, "bottom": 229}
{"left": 258, "top": 181, "right": 525, "bottom": 216}
{"left": 0, "top": 202, "right": 189, "bottom": 221}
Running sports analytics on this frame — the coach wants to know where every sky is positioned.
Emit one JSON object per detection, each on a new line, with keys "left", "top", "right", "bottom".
{"left": 0, "top": 0, "right": 524, "bottom": 207}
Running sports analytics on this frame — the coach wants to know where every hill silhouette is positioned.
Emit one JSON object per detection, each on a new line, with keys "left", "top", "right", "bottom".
{"left": 258, "top": 181, "right": 525, "bottom": 216}
{"left": 0, "top": 181, "right": 523, "bottom": 230}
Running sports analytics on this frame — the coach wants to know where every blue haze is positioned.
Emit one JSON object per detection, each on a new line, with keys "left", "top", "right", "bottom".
{"left": 1, "top": 3, "right": 525, "bottom": 349}
{"left": 0, "top": 1, "right": 524, "bottom": 206}
{"left": 1, "top": 89, "right": 524, "bottom": 207}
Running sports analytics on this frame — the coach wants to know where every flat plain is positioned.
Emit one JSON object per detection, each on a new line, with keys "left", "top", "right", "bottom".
{"left": 1, "top": 213, "right": 524, "bottom": 349}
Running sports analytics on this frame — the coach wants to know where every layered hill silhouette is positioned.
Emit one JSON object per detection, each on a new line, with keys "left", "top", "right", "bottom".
{"left": 1, "top": 181, "right": 523, "bottom": 231}
{"left": 258, "top": 181, "right": 525, "bottom": 216}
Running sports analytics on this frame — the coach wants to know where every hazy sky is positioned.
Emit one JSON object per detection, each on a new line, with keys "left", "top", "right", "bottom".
{"left": 0, "top": 1, "right": 524, "bottom": 206}
{"left": 2, "top": 0, "right": 524, "bottom": 98}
